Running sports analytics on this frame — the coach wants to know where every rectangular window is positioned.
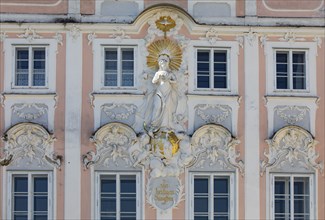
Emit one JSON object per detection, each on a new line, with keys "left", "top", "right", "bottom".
{"left": 275, "top": 50, "right": 306, "bottom": 90}
{"left": 15, "top": 46, "right": 47, "bottom": 87}
{"left": 99, "top": 174, "right": 138, "bottom": 220}
{"left": 196, "top": 49, "right": 228, "bottom": 89}
{"left": 273, "top": 175, "right": 312, "bottom": 220}
{"left": 104, "top": 47, "right": 135, "bottom": 87}
{"left": 11, "top": 173, "right": 51, "bottom": 220}
{"left": 192, "top": 175, "right": 231, "bottom": 220}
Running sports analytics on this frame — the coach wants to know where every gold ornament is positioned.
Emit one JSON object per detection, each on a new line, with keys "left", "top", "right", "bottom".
{"left": 147, "top": 39, "right": 182, "bottom": 71}
{"left": 155, "top": 16, "right": 176, "bottom": 38}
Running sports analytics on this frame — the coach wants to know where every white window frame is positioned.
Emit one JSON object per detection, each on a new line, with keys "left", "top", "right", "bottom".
{"left": 4, "top": 38, "right": 57, "bottom": 93}
{"left": 7, "top": 171, "right": 53, "bottom": 220}
{"left": 188, "top": 40, "right": 239, "bottom": 95}
{"left": 265, "top": 41, "right": 317, "bottom": 96}
{"left": 94, "top": 172, "right": 142, "bottom": 220}
{"left": 269, "top": 173, "right": 315, "bottom": 220}
{"left": 102, "top": 46, "right": 136, "bottom": 88}
{"left": 188, "top": 172, "right": 235, "bottom": 220}
{"left": 93, "top": 38, "right": 144, "bottom": 94}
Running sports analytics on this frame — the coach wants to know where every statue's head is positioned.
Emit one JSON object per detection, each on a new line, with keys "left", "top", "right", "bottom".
{"left": 158, "top": 54, "right": 170, "bottom": 70}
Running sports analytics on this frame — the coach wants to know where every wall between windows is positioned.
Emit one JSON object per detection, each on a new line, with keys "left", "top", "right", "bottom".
{"left": 0, "top": 5, "right": 324, "bottom": 220}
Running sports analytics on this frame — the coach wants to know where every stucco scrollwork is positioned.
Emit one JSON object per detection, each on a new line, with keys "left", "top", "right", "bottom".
{"left": 261, "top": 126, "right": 324, "bottom": 175}
{"left": 109, "top": 27, "right": 130, "bottom": 43}
{"left": 195, "top": 104, "right": 231, "bottom": 124}
{"left": 279, "top": 32, "right": 305, "bottom": 43}
{"left": 199, "top": 28, "right": 222, "bottom": 45}
{"left": 275, "top": 106, "right": 309, "bottom": 125}
{"left": 101, "top": 104, "right": 137, "bottom": 121}
{"left": 0, "top": 123, "right": 61, "bottom": 169}
{"left": 83, "top": 123, "right": 137, "bottom": 169}
{"left": 191, "top": 124, "right": 244, "bottom": 175}
{"left": 12, "top": 103, "right": 48, "bottom": 120}
{"left": 0, "top": 32, "right": 8, "bottom": 42}
{"left": 17, "top": 27, "right": 42, "bottom": 42}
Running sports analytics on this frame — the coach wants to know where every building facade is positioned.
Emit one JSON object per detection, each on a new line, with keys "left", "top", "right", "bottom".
{"left": 0, "top": 1, "right": 324, "bottom": 219}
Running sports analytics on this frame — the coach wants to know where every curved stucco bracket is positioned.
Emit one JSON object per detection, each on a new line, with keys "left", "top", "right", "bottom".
{"left": 0, "top": 122, "right": 62, "bottom": 169}
{"left": 190, "top": 124, "right": 245, "bottom": 176}
{"left": 83, "top": 122, "right": 138, "bottom": 169}
{"left": 261, "top": 125, "right": 324, "bottom": 176}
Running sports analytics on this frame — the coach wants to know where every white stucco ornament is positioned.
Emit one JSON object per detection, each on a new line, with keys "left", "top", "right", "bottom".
{"left": 261, "top": 125, "right": 324, "bottom": 175}
{"left": 0, "top": 123, "right": 61, "bottom": 168}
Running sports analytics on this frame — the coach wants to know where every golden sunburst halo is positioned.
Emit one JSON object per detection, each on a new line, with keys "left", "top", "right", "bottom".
{"left": 147, "top": 39, "right": 182, "bottom": 71}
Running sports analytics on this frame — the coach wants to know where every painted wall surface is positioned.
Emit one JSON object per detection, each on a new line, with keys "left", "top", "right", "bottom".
{"left": 0, "top": 2, "right": 324, "bottom": 220}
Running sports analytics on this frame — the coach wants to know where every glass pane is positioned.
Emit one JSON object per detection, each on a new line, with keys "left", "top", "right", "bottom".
{"left": 276, "top": 77, "right": 288, "bottom": 89}
{"left": 293, "top": 78, "right": 305, "bottom": 90}
{"left": 120, "top": 176, "right": 136, "bottom": 193}
{"left": 194, "top": 216, "right": 209, "bottom": 220}
{"left": 214, "top": 63, "right": 226, "bottom": 72}
{"left": 16, "top": 74, "right": 29, "bottom": 86}
{"left": 122, "top": 74, "right": 134, "bottom": 87}
{"left": 16, "top": 49, "right": 29, "bottom": 59}
{"left": 14, "top": 215, "right": 28, "bottom": 220}
{"left": 14, "top": 177, "right": 28, "bottom": 192}
{"left": 101, "top": 198, "right": 116, "bottom": 212}
{"left": 17, "top": 61, "right": 29, "bottom": 70}
{"left": 120, "top": 215, "right": 136, "bottom": 220}
{"left": 194, "top": 178, "right": 208, "bottom": 194}
{"left": 122, "top": 49, "right": 134, "bottom": 60}
{"left": 33, "top": 49, "right": 45, "bottom": 59}
{"left": 214, "top": 178, "right": 228, "bottom": 194}
{"left": 214, "top": 198, "right": 228, "bottom": 212}
{"left": 34, "top": 196, "right": 48, "bottom": 211}
{"left": 214, "top": 76, "right": 227, "bottom": 89}
{"left": 105, "top": 61, "right": 117, "bottom": 71}
{"left": 105, "top": 49, "right": 117, "bottom": 60}
{"left": 14, "top": 196, "right": 28, "bottom": 211}
{"left": 101, "top": 178, "right": 116, "bottom": 193}
{"left": 292, "top": 64, "right": 305, "bottom": 73}
{"left": 197, "top": 76, "right": 209, "bottom": 88}
{"left": 34, "top": 61, "right": 45, "bottom": 70}
{"left": 34, "top": 177, "right": 48, "bottom": 193}
{"left": 194, "top": 198, "right": 208, "bottom": 212}
{"left": 276, "top": 64, "right": 287, "bottom": 73}
{"left": 276, "top": 52, "right": 288, "bottom": 62}
{"left": 122, "top": 61, "right": 134, "bottom": 71}
{"left": 275, "top": 177, "right": 290, "bottom": 218}
{"left": 33, "top": 73, "right": 46, "bottom": 86}
{"left": 100, "top": 217, "right": 116, "bottom": 220}
{"left": 120, "top": 198, "right": 136, "bottom": 212}
{"left": 197, "top": 51, "right": 209, "bottom": 61}
{"left": 214, "top": 51, "right": 227, "bottom": 62}
{"left": 293, "top": 52, "right": 305, "bottom": 63}
{"left": 214, "top": 216, "right": 228, "bottom": 220}
{"left": 197, "top": 63, "right": 210, "bottom": 72}
{"left": 34, "top": 215, "right": 48, "bottom": 220}
{"left": 104, "top": 74, "right": 117, "bottom": 87}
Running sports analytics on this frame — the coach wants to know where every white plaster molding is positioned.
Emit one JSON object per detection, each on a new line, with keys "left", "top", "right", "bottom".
{"left": 101, "top": 103, "right": 137, "bottom": 121}
{"left": 278, "top": 32, "right": 306, "bottom": 43}
{"left": 0, "top": 94, "right": 5, "bottom": 107}
{"left": 313, "top": 36, "right": 322, "bottom": 48}
{"left": 191, "top": 124, "right": 244, "bottom": 175}
{"left": 260, "top": 35, "right": 269, "bottom": 48}
{"left": 53, "top": 32, "right": 63, "bottom": 46}
{"left": 261, "top": 126, "right": 324, "bottom": 175}
{"left": 199, "top": 28, "right": 222, "bottom": 45}
{"left": 87, "top": 32, "right": 97, "bottom": 45}
{"left": 17, "top": 27, "right": 42, "bottom": 43}
{"left": 236, "top": 35, "right": 244, "bottom": 48}
{"left": 68, "top": 24, "right": 81, "bottom": 40}
{"left": 0, "top": 32, "right": 8, "bottom": 42}
{"left": 11, "top": 103, "right": 48, "bottom": 120}
{"left": 0, "top": 123, "right": 62, "bottom": 168}
{"left": 274, "top": 106, "right": 309, "bottom": 125}
{"left": 109, "top": 27, "right": 130, "bottom": 43}
{"left": 245, "top": 29, "right": 257, "bottom": 46}
{"left": 83, "top": 123, "right": 137, "bottom": 169}
{"left": 0, "top": 0, "right": 63, "bottom": 7}
{"left": 264, "top": 96, "right": 319, "bottom": 137}
{"left": 195, "top": 104, "right": 231, "bottom": 124}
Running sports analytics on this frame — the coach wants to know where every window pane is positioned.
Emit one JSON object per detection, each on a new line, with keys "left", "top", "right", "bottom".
{"left": 16, "top": 49, "right": 29, "bottom": 59}
{"left": 120, "top": 176, "right": 136, "bottom": 193}
{"left": 214, "top": 76, "right": 227, "bottom": 89}
{"left": 293, "top": 78, "right": 305, "bottom": 90}
{"left": 214, "top": 63, "right": 226, "bottom": 72}
{"left": 14, "top": 215, "right": 28, "bottom": 220}
{"left": 194, "top": 178, "right": 208, "bottom": 194}
{"left": 16, "top": 73, "right": 29, "bottom": 86}
{"left": 101, "top": 178, "right": 116, "bottom": 193}
{"left": 194, "top": 198, "right": 209, "bottom": 212}
{"left": 197, "top": 76, "right": 209, "bottom": 88}
{"left": 274, "top": 177, "right": 290, "bottom": 218}
{"left": 34, "top": 196, "right": 48, "bottom": 211}
{"left": 33, "top": 73, "right": 46, "bottom": 86}
{"left": 198, "top": 63, "right": 209, "bottom": 72}
{"left": 105, "top": 61, "right": 117, "bottom": 71}
{"left": 34, "top": 215, "right": 48, "bottom": 220}
{"left": 33, "top": 49, "right": 45, "bottom": 59}
{"left": 214, "top": 198, "right": 228, "bottom": 212}
{"left": 214, "top": 178, "right": 228, "bottom": 194}
{"left": 214, "top": 51, "right": 226, "bottom": 62}
{"left": 14, "top": 196, "right": 28, "bottom": 211}
{"left": 105, "top": 49, "right": 117, "bottom": 60}
{"left": 120, "top": 198, "right": 136, "bottom": 212}
{"left": 122, "top": 74, "right": 134, "bottom": 87}
{"left": 292, "top": 64, "right": 305, "bottom": 73}
{"left": 294, "top": 177, "right": 310, "bottom": 217}
{"left": 104, "top": 74, "right": 117, "bottom": 87}
{"left": 122, "top": 61, "right": 134, "bottom": 71}
{"left": 293, "top": 52, "right": 305, "bottom": 63}
{"left": 214, "top": 216, "right": 228, "bottom": 220}
{"left": 276, "top": 77, "right": 288, "bottom": 89}
{"left": 34, "top": 177, "right": 48, "bottom": 192}
{"left": 197, "top": 51, "right": 209, "bottom": 61}
{"left": 101, "top": 198, "right": 116, "bottom": 212}
{"left": 14, "top": 177, "right": 28, "bottom": 192}
{"left": 17, "top": 61, "right": 29, "bottom": 70}
{"left": 122, "top": 49, "right": 134, "bottom": 60}
{"left": 276, "top": 52, "right": 288, "bottom": 63}
{"left": 276, "top": 64, "right": 287, "bottom": 73}
{"left": 194, "top": 216, "right": 209, "bottom": 220}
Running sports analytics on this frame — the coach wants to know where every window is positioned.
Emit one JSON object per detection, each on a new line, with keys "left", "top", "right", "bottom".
{"left": 272, "top": 175, "right": 313, "bottom": 220}
{"left": 98, "top": 173, "right": 140, "bottom": 220}
{"left": 104, "top": 47, "right": 135, "bottom": 87}
{"left": 275, "top": 50, "right": 306, "bottom": 90}
{"left": 9, "top": 173, "right": 52, "bottom": 220}
{"left": 190, "top": 174, "right": 234, "bottom": 220}
{"left": 196, "top": 49, "right": 228, "bottom": 89}
{"left": 14, "top": 46, "right": 47, "bottom": 87}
